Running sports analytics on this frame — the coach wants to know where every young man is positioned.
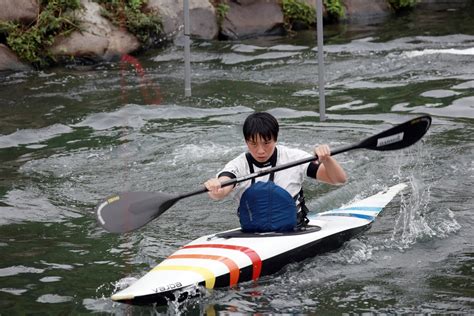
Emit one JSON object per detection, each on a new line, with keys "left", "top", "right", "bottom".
{"left": 204, "top": 112, "right": 347, "bottom": 231}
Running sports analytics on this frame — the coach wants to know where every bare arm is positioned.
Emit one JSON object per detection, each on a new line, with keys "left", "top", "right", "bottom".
{"left": 204, "top": 176, "right": 234, "bottom": 200}
{"left": 314, "top": 145, "right": 347, "bottom": 185}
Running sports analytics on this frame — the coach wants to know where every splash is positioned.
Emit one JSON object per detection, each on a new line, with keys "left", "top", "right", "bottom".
{"left": 163, "top": 284, "right": 210, "bottom": 315}
{"left": 388, "top": 145, "right": 461, "bottom": 250}
{"left": 391, "top": 176, "right": 435, "bottom": 249}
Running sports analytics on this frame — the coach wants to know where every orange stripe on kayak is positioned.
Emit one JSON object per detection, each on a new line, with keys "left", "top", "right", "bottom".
{"left": 182, "top": 244, "right": 262, "bottom": 281}
{"left": 169, "top": 254, "right": 240, "bottom": 286}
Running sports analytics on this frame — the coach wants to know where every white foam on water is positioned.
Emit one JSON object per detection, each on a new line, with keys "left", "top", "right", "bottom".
{"left": 403, "top": 47, "right": 474, "bottom": 58}
{"left": 424, "top": 103, "right": 444, "bottom": 108}
{"left": 37, "top": 294, "right": 73, "bottom": 304}
{"left": 451, "top": 80, "right": 474, "bottom": 90}
{"left": 113, "top": 276, "right": 139, "bottom": 292}
{"left": 169, "top": 142, "right": 238, "bottom": 167}
{"left": 151, "top": 53, "right": 183, "bottom": 62}
{"left": 82, "top": 297, "right": 115, "bottom": 313}
{"left": 166, "top": 285, "right": 209, "bottom": 314}
{"left": 221, "top": 52, "right": 300, "bottom": 65}
{"left": 337, "top": 239, "right": 374, "bottom": 264}
{"left": 391, "top": 96, "right": 474, "bottom": 119}
{"left": 0, "top": 288, "right": 28, "bottom": 295}
{"left": 317, "top": 35, "right": 474, "bottom": 55}
{"left": 0, "top": 124, "right": 73, "bottom": 149}
{"left": 40, "top": 261, "right": 74, "bottom": 270}
{"left": 266, "top": 107, "right": 319, "bottom": 119}
{"left": 73, "top": 104, "right": 253, "bottom": 131}
{"left": 231, "top": 44, "right": 266, "bottom": 53}
{"left": 151, "top": 49, "right": 220, "bottom": 63}
{"left": 420, "top": 89, "right": 461, "bottom": 98}
{"left": 40, "top": 276, "right": 62, "bottom": 283}
{"left": 269, "top": 44, "right": 309, "bottom": 51}
{"left": 292, "top": 89, "right": 319, "bottom": 97}
{"left": 422, "top": 96, "right": 474, "bottom": 118}
{"left": 0, "top": 265, "right": 45, "bottom": 277}
{"left": 328, "top": 101, "right": 378, "bottom": 111}
{"left": 341, "top": 81, "right": 406, "bottom": 89}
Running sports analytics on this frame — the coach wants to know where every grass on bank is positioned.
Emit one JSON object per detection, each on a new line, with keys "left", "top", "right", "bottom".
{"left": 96, "top": 0, "right": 163, "bottom": 47}
{"left": 0, "top": 0, "right": 81, "bottom": 67}
{"left": 0, "top": 0, "right": 162, "bottom": 68}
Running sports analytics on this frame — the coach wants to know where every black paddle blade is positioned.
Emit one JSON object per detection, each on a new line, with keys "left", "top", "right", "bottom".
{"left": 96, "top": 192, "right": 178, "bottom": 233}
{"left": 360, "top": 115, "right": 432, "bottom": 151}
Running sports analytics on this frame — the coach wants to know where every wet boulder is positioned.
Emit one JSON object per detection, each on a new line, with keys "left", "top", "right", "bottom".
{"left": 343, "top": 0, "right": 392, "bottom": 23}
{"left": 0, "top": 0, "right": 39, "bottom": 24}
{"left": 147, "top": 0, "right": 219, "bottom": 40}
{"left": 49, "top": 0, "right": 140, "bottom": 62}
{"left": 0, "top": 44, "right": 31, "bottom": 72}
{"left": 221, "top": 0, "right": 285, "bottom": 39}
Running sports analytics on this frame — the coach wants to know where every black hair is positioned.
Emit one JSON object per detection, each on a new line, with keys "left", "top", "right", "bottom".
{"left": 243, "top": 112, "right": 279, "bottom": 142}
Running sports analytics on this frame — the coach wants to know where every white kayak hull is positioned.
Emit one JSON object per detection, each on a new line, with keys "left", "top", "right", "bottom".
{"left": 112, "top": 183, "right": 407, "bottom": 305}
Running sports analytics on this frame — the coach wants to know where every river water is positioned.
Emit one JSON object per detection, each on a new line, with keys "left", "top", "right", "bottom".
{"left": 0, "top": 6, "right": 473, "bottom": 315}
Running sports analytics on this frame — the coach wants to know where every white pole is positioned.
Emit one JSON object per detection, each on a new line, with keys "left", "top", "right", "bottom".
{"left": 184, "top": 0, "right": 192, "bottom": 97}
{"left": 316, "top": 0, "right": 326, "bottom": 121}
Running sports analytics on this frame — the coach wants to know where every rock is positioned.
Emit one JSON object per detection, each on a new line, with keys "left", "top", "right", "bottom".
{"left": 147, "top": 0, "right": 218, "bottom": 40}
{"left": 188, "top": 1, "right": 219, "bottom": 40}
{"left": 50, "top": 0, "right": 140, "bottom": 62}
{"left": 342, "top": 0, "right": 391, "bottom": 23}
{"left": 221, "top": 0, "right": 284, "bottom": 39}
{"left": 0, "top": 0, "right": 39, "bottom": 24}
{"left": 147, "top": 0, "right": 180, "bottom": 39}
{"left": 0, "top": 44, "right": 31, "bottom": 72}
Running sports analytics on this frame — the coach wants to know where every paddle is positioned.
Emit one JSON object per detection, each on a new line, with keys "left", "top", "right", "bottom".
{"left": 96, "top": 115, "right": 432, "bottom": 233}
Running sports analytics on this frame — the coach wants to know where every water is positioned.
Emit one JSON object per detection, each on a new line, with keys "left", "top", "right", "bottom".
{"left": 1, "top": 7, "right": 473, "bottom": 315}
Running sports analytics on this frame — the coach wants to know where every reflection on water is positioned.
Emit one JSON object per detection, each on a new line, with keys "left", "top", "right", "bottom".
{"left": 0, "top": 6, "right": 473, "bottom": 315}
{"left": 120, "top": 54, "right": 163, "bottom": 105}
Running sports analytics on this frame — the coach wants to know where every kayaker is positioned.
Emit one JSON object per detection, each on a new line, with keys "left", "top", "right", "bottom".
{"left": 204, "top": 112, "right": 347, "bottom": 232}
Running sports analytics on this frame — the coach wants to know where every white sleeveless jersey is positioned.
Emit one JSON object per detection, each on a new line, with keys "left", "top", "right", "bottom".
{"left": 218, "top": 145, "right": 314, "bottom": 202}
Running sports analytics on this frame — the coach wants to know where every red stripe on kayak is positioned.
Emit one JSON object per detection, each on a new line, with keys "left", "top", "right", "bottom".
{"left": 169, "top": 254, "right": 240, "bottom": 286}
{"left": 182, "top": 244, "right": 262, "bottom": 281}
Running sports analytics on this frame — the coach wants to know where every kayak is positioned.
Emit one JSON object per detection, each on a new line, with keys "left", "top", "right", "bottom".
{"left": 111, "top": 183, "right": 407, "bottom": 305}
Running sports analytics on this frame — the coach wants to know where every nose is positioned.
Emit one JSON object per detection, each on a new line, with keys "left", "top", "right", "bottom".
{"left": 256, "top": 144, "right": 265, "bottom": 154}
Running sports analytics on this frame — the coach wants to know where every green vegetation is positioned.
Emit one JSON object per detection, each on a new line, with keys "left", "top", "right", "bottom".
{"left": 324, "top": 0, "right": 345, "bottom": 20}
{"left": 281, "top": 0, "right": 345, "bottom": 31}
{"left": 96, "top": 0, "right": 163, "bottom": 47}
{"left": 281, "top": 0, "right": 316, "bottom": 30}
{"left": 0, "top": 0, "right": 162, "bottom": 68}
{"left": 213, "top": 1, "right": 230, "bottom": 27}
{"left": 0, "top": 0, "right": 81, "bottom": 67}
{"left": 388, "top": 0, "right": 417, "bottom": 10}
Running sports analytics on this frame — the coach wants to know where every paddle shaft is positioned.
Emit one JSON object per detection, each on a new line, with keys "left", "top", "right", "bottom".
{"left": 177, "top": 115, "right": 432, "bottom": 201}
{"left": 177, "top": 143, "right": 357, "bottom": 200}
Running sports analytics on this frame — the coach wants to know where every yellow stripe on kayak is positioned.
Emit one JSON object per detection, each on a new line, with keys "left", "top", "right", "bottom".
{"left": 169, "top": 254, "right": 240, "bottom": 286}
{"left": 152, "top": 265, "right": 216, "bottom": 289}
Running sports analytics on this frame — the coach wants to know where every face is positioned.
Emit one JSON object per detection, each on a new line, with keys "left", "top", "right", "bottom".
{"left": 246, "top": 134, "right": 276, "bottom": 163}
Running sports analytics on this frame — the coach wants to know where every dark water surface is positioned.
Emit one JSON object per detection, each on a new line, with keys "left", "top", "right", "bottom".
{"left": 1, "top": 7, "right": 473, "bottom": 315}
